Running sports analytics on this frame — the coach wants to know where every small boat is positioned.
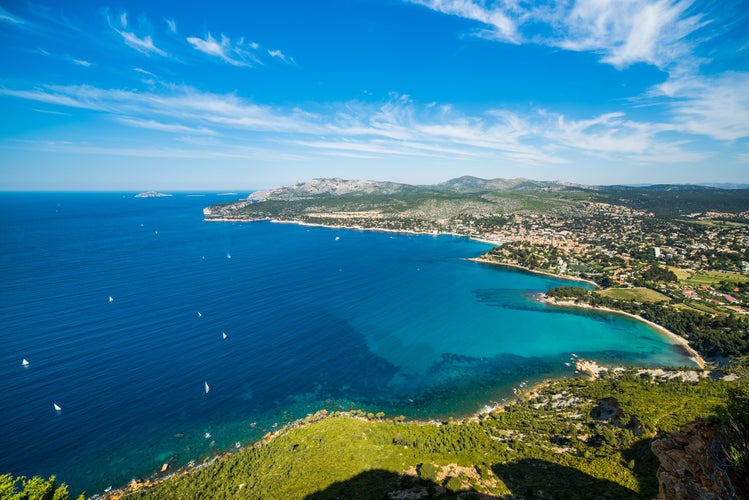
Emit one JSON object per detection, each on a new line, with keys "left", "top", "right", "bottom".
{"left": 53, "top": 403, "right": 62, "bottom": 411}
{"left": 109, "top": 296, "right": 114, "bottom": 303}
{"left": 222, "top": 332, "right": 227, "bottom": 340}
{"left": 226, "top": 253, "right": 232, "bottom": 259}
{"left": 205, "top": 381, "right": 210, "bottom": 394}
{"left": 335, "top": 236, "right": 340, "bottom": 241}
{"left": 197, "top": 312, "right": 202, "bottom": 318}
{"left": 22, "top": 358, "right": 29, "bottom": 367}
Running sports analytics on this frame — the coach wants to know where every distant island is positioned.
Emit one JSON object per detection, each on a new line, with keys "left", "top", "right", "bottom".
{"left": 135, "top": 191, "right": 172, "bottom": 198}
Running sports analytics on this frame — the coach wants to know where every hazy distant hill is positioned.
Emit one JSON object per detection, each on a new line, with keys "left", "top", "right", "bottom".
{"left": 435, "top": 175, "right": 587, "bottom": 193}
{"left": 598, "top": 184, "right": 749, "bottom": 218}
{"left": 206, "top": 177, "right": 749, "bottom": 222}
{"left": 248, "top": 178, "right": 420, "bottom": 202}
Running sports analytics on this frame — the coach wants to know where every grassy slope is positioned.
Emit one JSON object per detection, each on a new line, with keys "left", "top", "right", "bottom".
{"left": 597, "top": 288, "right": 671, "bottom": 303}
{"left": 121, "top": 371, "right": 738, "bottom": 499}
{"left": 683, "top": 271, "right": 749, "bottom": 287}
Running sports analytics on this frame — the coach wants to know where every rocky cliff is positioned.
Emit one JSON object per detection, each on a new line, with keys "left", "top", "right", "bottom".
{"left": 651, "top": 418, "right": 745, "bottom": 499}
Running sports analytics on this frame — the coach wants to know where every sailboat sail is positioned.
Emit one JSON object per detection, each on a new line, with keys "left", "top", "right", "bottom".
{"left": 204, "top": 381, "right": 210, "bottom": 394}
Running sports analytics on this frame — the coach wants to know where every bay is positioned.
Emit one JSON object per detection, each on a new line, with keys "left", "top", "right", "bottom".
{"left": 0, "top": 193, "right": 695, "bottom": 495}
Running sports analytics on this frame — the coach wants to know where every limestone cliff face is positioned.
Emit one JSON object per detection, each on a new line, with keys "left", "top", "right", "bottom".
{"left": 651, "top": 419, "right": 742, "bottom": 500}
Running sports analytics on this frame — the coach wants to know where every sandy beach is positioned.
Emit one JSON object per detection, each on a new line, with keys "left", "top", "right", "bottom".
{"left": 544, "top": 297, "right": 706, "bottom": 369}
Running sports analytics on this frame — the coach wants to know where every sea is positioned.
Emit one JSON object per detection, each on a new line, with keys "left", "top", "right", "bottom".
{"left": 0, "top": 192, "right": 696, "bottom": 496}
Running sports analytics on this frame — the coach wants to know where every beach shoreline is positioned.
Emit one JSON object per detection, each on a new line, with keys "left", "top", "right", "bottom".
{"left": 542, "top": 297, "right": 706, "bottom": 369}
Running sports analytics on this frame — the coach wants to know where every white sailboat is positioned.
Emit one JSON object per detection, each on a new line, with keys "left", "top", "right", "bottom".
{"left": 197, "top": 312, "right": 202, "bottom": 318}
{"left": 22, "top": 358, "right": 29, "bottom": 367}
{"left": 53, "top": 403, "right": 61, "bottom": 411}
{"left": 109, "top": 296, "right": 114, "bottom": 303}
{"left": 204, "top": 381, "right": 210, "bottom": 394}
{"left": 222, "top": 332, "right": 227, "bottom": 340}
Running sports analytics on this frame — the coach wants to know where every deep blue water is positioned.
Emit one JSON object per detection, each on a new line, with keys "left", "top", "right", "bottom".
{"left": 0, "top": 193, "right": 695, "bottom": 495}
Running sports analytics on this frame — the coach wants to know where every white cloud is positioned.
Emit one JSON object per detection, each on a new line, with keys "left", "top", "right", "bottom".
{"left": 0, "top": 5, "right": 26, "bottom": 25}
{"left": 165, "top": 18, "right": 176, "bottom": 33}
{"left": 268, "top": 49, "right": 295, "bottom": 64}
{"left": 410, "top": 0, "right": 706, "bottom": 71}
{"left": 409, "top": 0, "right": 519, "bottom": 42}
{"left": 73, "top": 59, "right": 92, "bottom": 67}
{"left": 107, "top": 10, "right": 167, "bottom": 57}
{"left": 657, "top": 72, "right": 749, "bottom": 141}
{"left": 116, "top": 118, "right": 218, "bottom": 136}
{"left": 186, "top": 33, "right": 260, "bottom": 66}
{"left": 556, "top": 0, "right": 706, "bottom": 69}
{"left": 119, "top": 30, "right": 167, "bottom": 56}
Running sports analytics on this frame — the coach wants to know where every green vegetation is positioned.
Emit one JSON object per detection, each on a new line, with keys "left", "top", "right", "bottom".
{"left": 640, "top": 265, "right": 678, "bottom": 283}
{"left": 597, "top": 186, "right": 749, "bottom": 219}
{"left": 683, "top": 270, "right": 749, "bottom": 287}
{"left": 0, "top": 474, "right": 82, "bottom": 500}
{"left": 681, "top": 219, "right": 749, "bottom": 228}
{"left": 665, "top": 266, "right": 692, "bottom": 280}
{"left": 598, "top": 287, "right": 671, "bottom": 303}
{"left": 715, "top": 375, "right": 749, "bottom": 493}
{"left": 115, "top": 370, "right": 743, "bottom": 499}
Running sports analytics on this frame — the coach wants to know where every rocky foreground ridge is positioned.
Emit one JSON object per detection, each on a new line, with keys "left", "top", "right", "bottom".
{"left": 652, "top": 418, "right": 749, "bottom": 499}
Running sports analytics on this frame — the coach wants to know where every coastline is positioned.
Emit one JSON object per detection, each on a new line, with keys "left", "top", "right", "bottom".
{"left": 543, "top": 297, "right": 706, "bottom": 369}
{"left": 204, "top": 216, "right": 473, "bottom": 240}
{"left": 469, "top": 256, "right": 601, "bottom": 288}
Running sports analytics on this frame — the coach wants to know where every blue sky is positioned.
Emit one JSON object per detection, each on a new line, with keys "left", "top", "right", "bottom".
{"left": 1, "top": 0, "right": 748, "bottom": 190}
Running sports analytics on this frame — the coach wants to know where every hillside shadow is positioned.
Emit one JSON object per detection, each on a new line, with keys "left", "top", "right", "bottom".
{"left": 621, "top": 438, "right": 660, "bottom": 498}
{"left": 303, "top": 469, "right": 421, "bottom": 500}
{"left": 492, "top": 459, "right": 641, "bottom": 499}
{"left": 303, "top": 458, "right": 651, "bottom": 499}
{"left": 303, "top": 468, "right": 494, "bottom": 499}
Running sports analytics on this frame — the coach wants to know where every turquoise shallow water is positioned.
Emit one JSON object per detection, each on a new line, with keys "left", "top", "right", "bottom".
{"left": 0, "top": 193, "right": 695, "bottom": 495}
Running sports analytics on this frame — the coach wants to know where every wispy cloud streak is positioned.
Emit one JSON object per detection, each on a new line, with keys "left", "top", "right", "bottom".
{"left": 0, "top": 5, "right": 26, "bottom": 25}
{"left": 186, "top": 33, "right": 260, "bottom": 66}
{"left": 107, "top": 10, "right": 167, "bottom": 56}
{"left": 657, "top": 72, "right": 749, "bottom": 141}
{"left": 165, "top": 18, "right": 177, "bottom": 34}
{"left": 409, "top": 0, "right": 519, "bottom": 42}
{"left": 267, "top": 49, "right": 295, "bottom": 64}
{"left": 0, "top": 83, "right": 729, "bottom": 165}
{"left": 409, "top": 0, "right": 707, "bottom": 71}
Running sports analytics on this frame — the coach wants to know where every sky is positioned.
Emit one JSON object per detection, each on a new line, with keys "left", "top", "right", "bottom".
{"left": 1, "top": 0, "right": 748, "bottom": 190}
